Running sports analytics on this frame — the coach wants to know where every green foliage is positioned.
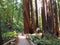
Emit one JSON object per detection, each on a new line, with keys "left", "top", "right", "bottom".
{"left": 28, "top": 34, "right": 60, "bottom": 45}
{"left": 42, "top": 33, "right": 57, "bottom": 39}
{"left": 2, "top": 31, "right": 17, "bottom": 41}
{"left": 34, "top": 39, "right": 60, "bottom": 45}
{"left": 0, "top": 0, "right": 24, "bottom": 42}
{"left": 13, "top": 22, "right": 24, "bottom": 32}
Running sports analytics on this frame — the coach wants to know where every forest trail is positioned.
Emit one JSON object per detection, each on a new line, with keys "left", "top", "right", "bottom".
{"left": 16, "top": 33, "right": 31, "bottom": 45}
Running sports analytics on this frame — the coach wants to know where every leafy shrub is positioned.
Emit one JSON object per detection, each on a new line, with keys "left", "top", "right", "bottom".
{"left": 2, "top": 31, "right": 17, "bottom": 42}
{"left": 28, "top": 33, "right": 60, "bottom": 45}
{"left": 43, "top": 33, "right": 56, "bottom": 39}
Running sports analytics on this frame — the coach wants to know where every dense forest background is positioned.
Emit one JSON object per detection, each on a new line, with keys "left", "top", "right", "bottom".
{"left": 0, "top": 0, "right": 24, "bottom": 43}
{"left": 0, "top": 0, "right": 60, "bottom": 44}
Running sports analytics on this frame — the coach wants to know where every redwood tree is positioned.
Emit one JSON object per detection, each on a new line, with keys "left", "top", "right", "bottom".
{"left": 35, "top": 0, "right": 38, "bottom": 27}
{"left": 23, "top": 0, "right": 30, "bottom": 33}
{"left": 53, "top": 0, "right": 59, "bottom": 36}
{"left": 42, "top": 0, "right": 47, "bottom": 32}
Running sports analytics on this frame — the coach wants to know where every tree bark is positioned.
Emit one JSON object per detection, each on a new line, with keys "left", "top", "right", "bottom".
{"left": 42, "top": 0, "right": 47, "bottom": 33}
{"left": 54, "top": 0, "right": 59, "bottom": 36}
{"left": 23, "top": 0, "right": 30, "bottom": 33}
{"left": 47, "top": 0, "right": 54, "bottom": 33}
{"left": 35, "top": 0, "right": 38, "bottom": 27}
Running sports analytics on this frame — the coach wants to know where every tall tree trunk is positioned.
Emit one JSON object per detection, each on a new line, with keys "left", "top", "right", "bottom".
{"left": 54, "top": 0, "right": 59, "bottom": 36}
{"left": 23, "top": 0, "right": 30, "bottom": 33}
{"left": 35, "top": 0, "right": 38, "bottom": 27}
{"left": 47, "top": 0, "right": 54, "bottom": 33}
{"left": 30, "top": 0, "right": 36, "bottom": 32}
{"left": 42, "top": 0, "right": 47, "bottom": 33}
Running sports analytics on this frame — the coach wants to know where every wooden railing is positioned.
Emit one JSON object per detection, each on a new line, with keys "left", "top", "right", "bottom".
{"left": 3, "top": 39, "right": 16, "bottom": 45}
{"left": 27, "top": 38, "right": 36, "bottom": 45}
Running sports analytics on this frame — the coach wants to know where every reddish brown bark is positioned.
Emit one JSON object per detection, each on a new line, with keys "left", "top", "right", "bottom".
{"left": 42, "top": 0, "right": 47, "bottom": 32}
{"left": 47, "top": 0, "right": 54, "bottom": 33}
{"left": 30, "top": 0, "right": 36, "bottom": 32}
{"left": 42, "top": 0, "right": 54, "bottom": 33}
{"left": 23, "top": 0, "right": 30, "bottom": 33}
{"left": 54, "top": 0, "right": 59, "bottom": 36}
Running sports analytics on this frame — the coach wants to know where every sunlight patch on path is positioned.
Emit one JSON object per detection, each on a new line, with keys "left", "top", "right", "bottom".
{"left": 18, "top": 36, "right": 26, "bottom": 39}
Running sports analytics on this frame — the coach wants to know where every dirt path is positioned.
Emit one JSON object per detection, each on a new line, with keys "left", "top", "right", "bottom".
{"left": 16, "top": 34, "right": 31, "bottom": 45}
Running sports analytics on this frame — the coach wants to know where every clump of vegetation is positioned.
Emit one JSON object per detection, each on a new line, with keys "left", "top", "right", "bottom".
{"left": 28, "top": 33, "right": 60, "bottom": 45}
{"left": 2, "top": 31, "right": 17, "bottom": 42}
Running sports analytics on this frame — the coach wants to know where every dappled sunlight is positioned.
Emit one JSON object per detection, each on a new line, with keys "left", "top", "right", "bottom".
{"left": 13, "top": 18, "right": 16, "bottom": 23}
{"left": 18, "top": 36, "right": 26, "bottom": 39}
{"left": 18, "top": 34, "right": 26, "bottom": 39}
